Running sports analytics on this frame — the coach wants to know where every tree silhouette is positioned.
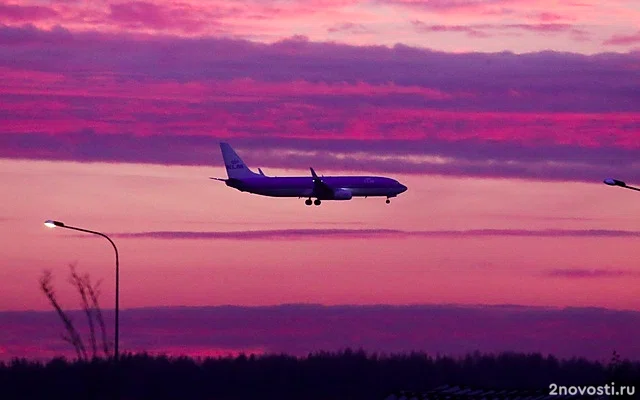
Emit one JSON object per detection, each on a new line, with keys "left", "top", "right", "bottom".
{"left": 1, "top": 351, "right": 638, "bottom": 400}
{"left": 39, "top": 265, "right": 111, "bottom": 361}
{"left": 39, "top": 269, "right": 87, "bottom": 361}
{"left": 69, "top": 265, "right": 97, "bottom": 358}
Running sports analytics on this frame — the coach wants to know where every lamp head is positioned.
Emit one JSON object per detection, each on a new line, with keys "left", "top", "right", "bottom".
{"left": 604, "top": 178, "right": 626, "bottom": 187}
{"left": 44, "top": 220, "right": 65, "bottom": 228}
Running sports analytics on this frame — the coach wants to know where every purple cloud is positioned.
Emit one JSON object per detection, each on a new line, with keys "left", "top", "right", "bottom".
{"left": 100, "top": 229, "right": 640, "bottom": 240}
{"left": 107, "top": 1, "right": 225, "bottom": 34}
{"left": 532, "top": 12, "right": 574, "bottom": 22}
{"left": 0, "top": 4, "right": 58, "bottom": 22}
{"left": 412, "top": 20, "right": 588, "bottom": 39}
{"left": 0, "top": 26, "right": 639, "bottom": 182}
{"left": 412, "top": 21, "right": 491, "bottom": 38}
{"left": 384, "top": 0, "right": 512, "bottom": 12}
{"left": 4, "top": 133, "right": 640, "bottom": 183}
{"left": 327, "top": 22, "right": 371, "bottom": 34}
{"left": 1, "top": 25, "right": 638, "bottom": 111}
{"left": 546, "top": 269, "right": 640, "bottom": 278}
{"left": 1, "top": 304, "right": 639, "bottom": 362}
{"left": 604, "top": 31, "right": 640, "bottom": 46}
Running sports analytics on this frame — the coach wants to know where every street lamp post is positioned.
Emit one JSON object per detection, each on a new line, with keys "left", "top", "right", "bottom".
{"left": 604, "top": 178, "right": 640, "bottom": 192}
{"left": 44, "top": 220, "right": 120, "bottom": 363}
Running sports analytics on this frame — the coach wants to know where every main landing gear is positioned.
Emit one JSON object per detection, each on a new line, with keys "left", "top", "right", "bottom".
{"left": 386, "top": 198, "right": 391, "bottom": 204}
{"left": 305, "top": 198, "right": 321, "bottom": 206}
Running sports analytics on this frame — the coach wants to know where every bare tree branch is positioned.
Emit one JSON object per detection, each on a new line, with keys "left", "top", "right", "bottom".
{"left": 86, "top": 278, "right": 111, "bottom": 357}
{"left": 69, "top": 264, "right": 97, "bottom": 359}
{"left": 40, "top": 270, "right": 88, "bottom": 361}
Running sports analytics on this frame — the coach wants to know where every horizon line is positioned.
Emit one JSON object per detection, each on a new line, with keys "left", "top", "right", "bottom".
{"left": 5, "top": 302, "right": 639, "bottom": 314}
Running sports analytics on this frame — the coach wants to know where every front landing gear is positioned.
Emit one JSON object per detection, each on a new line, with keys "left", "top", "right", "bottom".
{"left": 386, "top": 198, "right": 391, "bottom": 204}
{"left": 305, "top": 198, "right": 322, "bottom": 206}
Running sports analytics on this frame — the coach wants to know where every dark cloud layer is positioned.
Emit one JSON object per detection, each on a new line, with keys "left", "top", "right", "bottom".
{"left": 1, "top": 304, "right": 639, "bottom": 362}
{"left": 0, "top": 25, "right": 639, "bottom": 182}
{"left": 107, "top": 228, "right": 640, "bottom": 240}
{"left": 1, "top": 24, "right": 638, "bottom": 110}
{"left": 546, "top": 268, "right": 640, "bottom": 278}
{"left": 3, "top": 133, "right": 640, "bottom": 183}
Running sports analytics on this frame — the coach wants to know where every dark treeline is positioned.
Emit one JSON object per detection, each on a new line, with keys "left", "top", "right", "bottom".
{"left": 1, "top": 350, "right": 638, "bottom": 400}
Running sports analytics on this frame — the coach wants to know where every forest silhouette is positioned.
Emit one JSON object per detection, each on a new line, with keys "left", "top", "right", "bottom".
{"left": 4, "top": 267, "right": 635, "bottom": 399}
{"left": 1, "top": 350, "right": 638, "bottom": 399}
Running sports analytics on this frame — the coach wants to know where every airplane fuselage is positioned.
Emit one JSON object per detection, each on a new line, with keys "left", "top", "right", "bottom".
{"left": 215, "top": 142, "right": 408, "bottom": 205}
{"left": 226, "top": 176, "right": 407, "bottom": 200}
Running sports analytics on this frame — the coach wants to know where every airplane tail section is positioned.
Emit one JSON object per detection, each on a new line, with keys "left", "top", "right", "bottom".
{"left": 220, "top": 142, "right": 262, "bottom": 179}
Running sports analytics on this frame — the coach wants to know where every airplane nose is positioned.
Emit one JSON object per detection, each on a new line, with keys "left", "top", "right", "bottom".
{"left": 399, "top": 184, "right": 407, "bottom": 193}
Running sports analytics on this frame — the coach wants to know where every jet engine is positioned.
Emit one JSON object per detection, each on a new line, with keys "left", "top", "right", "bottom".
{"left": 332, "top": 189, "right": 353, "bottom": 200}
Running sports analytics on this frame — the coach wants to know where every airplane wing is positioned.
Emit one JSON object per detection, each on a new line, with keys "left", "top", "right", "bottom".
{"left": 310, "top": 167, "right": 334, "bottom": 198}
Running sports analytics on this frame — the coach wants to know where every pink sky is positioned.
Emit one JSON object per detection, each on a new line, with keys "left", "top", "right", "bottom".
{"left": 1, "top": 0, "right": 640, "bottom": 360}
{"left": 1, "top": 0, "right": 639, "bottom": 53}
{"left": 2, "top": 158, "right": 640, "bottom": 311}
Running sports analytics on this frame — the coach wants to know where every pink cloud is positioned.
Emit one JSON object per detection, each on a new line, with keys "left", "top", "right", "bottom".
{"left": 412, "top": 20, "right": 589, "bottom": 38}
{"left": 107, "top": 1, "right": 221, "bottom": 33}
{"left": 546, "top": 269, "right": 640, "bottom": 278}
{"left": 0, "top": 0, "right": 634, "bottom": 54}
{"left": 327, "top": 22, "right": 371, "bottom": 34}
{"left": 384, "top": 0, "right": 515, "bottom": 12}
{"left": 0, "top": 3, "right": 58, "bottom": 22}
{"left": 0, "top": 26, "right": 638, "bottom": 182}
{"left": 412, "top": 21, "right": 491, "bottom": 38}
{"left": 533, "top": 12, "right": 572, "bottom": 22}
{"left": 381, "top": 0, "right": 598, "bottom": 23}
{"left": 604, "top": 31, "right": 640, "bottom": 46}
{"left": 7, "top": 0, "right": 367, "bottom": 39}
{"left": 382, "top": 0, "right": 600, "bottom": 16}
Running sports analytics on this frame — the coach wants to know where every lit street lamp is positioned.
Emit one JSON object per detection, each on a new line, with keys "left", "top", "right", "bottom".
{"left": 44, "top": 220, "right": 120, "bottom": 364}
{"left": 603, "top": 178, "right": 640, "bottom": 192}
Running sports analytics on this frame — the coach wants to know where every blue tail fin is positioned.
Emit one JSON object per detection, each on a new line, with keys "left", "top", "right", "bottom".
{"left": 220, "top": 143, "right": 262, "bottom": 179}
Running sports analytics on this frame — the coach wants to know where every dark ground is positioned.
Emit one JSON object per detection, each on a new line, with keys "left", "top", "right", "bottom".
{"left": 1, "top": 350, "right": 638, "bottom": 399}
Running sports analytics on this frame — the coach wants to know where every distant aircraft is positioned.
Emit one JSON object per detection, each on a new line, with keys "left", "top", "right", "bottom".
{"left": 211, "top": 143, "right": 408, "bottom": 206}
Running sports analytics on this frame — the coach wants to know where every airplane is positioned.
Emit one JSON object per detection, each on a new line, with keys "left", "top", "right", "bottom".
{"left": 210, "top": 142, "right": 408, "bottom": 206}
